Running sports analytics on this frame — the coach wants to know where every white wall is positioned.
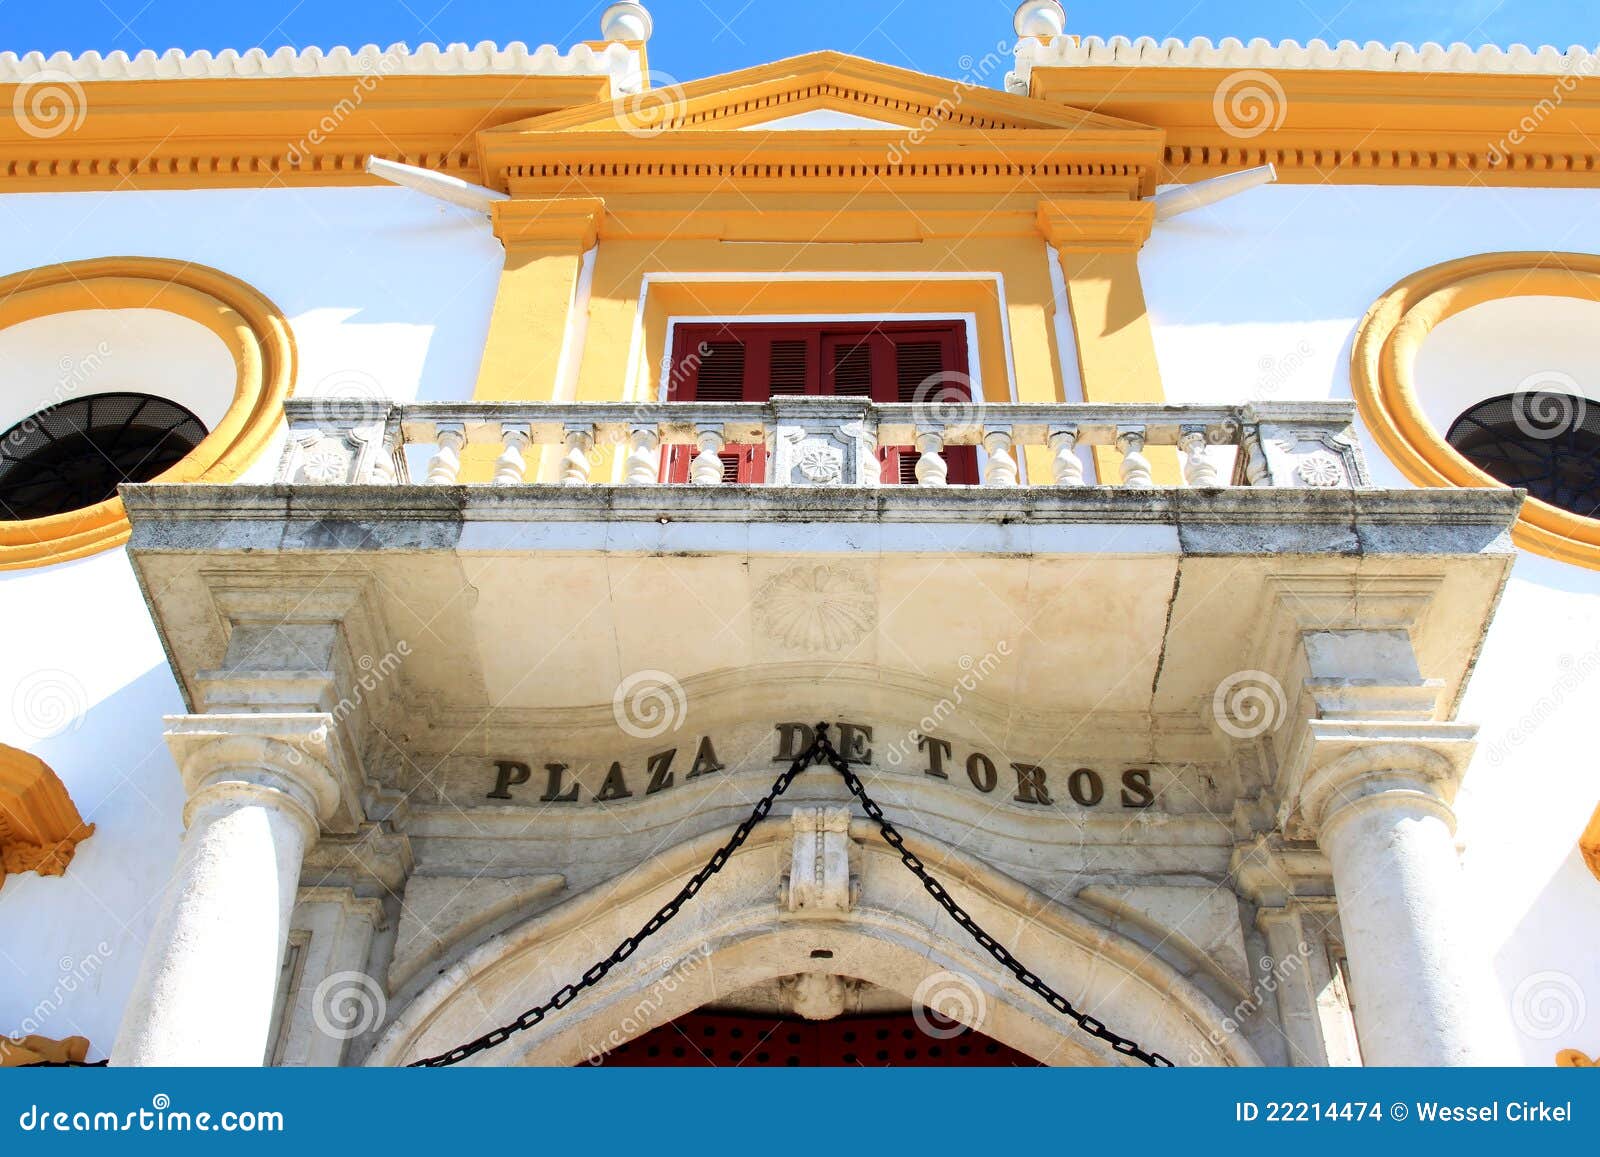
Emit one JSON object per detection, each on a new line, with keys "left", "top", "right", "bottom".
{"left": 1142, "top": 182, "right": 1600, "bottom": 1065}
{"left": 0, "top": 186, "right": 505, "bottom": 1057}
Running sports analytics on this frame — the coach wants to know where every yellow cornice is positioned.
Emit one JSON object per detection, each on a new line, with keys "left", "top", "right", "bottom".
{"left": 0, "top": 73, "right": 612, "bottom": 192}
{"left": 1030, "top": 66, "right": 1600, "bottom": 187}
{"left": 1350, "top": 251, "right": 1600, "bottom": 569}
{"left": 513, "top": 50, "right": 1155, "bottom": 136}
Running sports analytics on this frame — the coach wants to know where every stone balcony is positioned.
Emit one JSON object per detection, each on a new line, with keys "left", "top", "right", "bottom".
{"left": 120, "top": 396, "right": 1521, "bottom": 837}
{"left": 274, "top": 396, "right": 1374, "bottom": 491}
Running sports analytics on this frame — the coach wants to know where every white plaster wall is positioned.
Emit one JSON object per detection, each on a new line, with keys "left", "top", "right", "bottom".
{"left": 0, "top": 186, "right": 505, "bottom": 1057}
{"left": 1142, "top": 182, "right": 1600, "bottom": 1065}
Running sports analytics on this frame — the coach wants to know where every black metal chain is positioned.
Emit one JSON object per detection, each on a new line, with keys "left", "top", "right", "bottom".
{"left": 408, "top": 724, "right": 1171, "bottom": 1068}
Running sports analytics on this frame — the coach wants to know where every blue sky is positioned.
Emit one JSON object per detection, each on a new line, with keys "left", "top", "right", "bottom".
{"left": 3, "top": 0, "right": 1597, "bottom": 84}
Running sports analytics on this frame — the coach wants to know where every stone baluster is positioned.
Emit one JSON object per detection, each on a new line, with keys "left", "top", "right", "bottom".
{"left": 691, "top": 427, "right": 726, "bottom": 485}
{"left": 1179, "top": 428, "right": 1220, "bottom": 487}
{"left": 981, "top": 427, "right": 1019, "bottom": 487}
{"left": 1116, "top": 427, "right": 1153, "bottom": 488}
{"left": 494, "top": 426, "right": 531, "bottom": 485}
{"left": 913, "top": 431, "right": 948, "bottom": 487}
{"left": 625, "top": 426, "right": 661, "bottom": 485}
{"left": 1240, "top": 427, "right": 1270, "bottom": 486}
{"left": 560, "top": 427, "right": 594, "bottom": 486}
{"left": 424, "top": 425, "right": 465, "bottom": 485}
{"left": 1048, "top": 428, "right": 1084, "bottom": 485}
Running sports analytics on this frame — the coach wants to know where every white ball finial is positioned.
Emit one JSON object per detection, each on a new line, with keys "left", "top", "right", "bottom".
{"left": 600, "top": 1, "right": 653, "bottom": 42}
{"left": 1013, "top": 0, "right": 1065, "bottom": 39}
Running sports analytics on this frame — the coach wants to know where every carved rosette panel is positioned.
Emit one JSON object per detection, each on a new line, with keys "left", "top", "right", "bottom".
{"left": 276, "top": 402, "right": 402, "bottom": 484}
{"left": 769, "top": 415, "right": 877, "bottom": 486}
{"left": 1249, "top": 423, "right": 1371, "bottom": 489}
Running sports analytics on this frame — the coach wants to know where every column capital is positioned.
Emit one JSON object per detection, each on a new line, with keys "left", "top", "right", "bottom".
{"left": 164, "top": 713, "right": 353, "bottom": 839}
{"left": 490, "top": 196, "right": 605, "bottom": 251}
{"left": 1278, "top": 720, "right": 1478, "bottom": 839}
{"left": 1036, "top": 197, "right": 1153, "bottom": 254}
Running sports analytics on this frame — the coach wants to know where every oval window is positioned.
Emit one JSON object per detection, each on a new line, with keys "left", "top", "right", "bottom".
{"left": 0, "top": 393, "right": 208, "bottom": 521}
{"left": 1445, "top": 392, "right": 1600, "bottom": 519}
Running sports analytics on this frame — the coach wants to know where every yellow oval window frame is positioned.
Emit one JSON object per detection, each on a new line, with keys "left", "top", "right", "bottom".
{"left": 0, "top": 257, "right": 295, "bottom": 570}
{"left": 1352, "top": 252, "right": 1600, "bottom": 570}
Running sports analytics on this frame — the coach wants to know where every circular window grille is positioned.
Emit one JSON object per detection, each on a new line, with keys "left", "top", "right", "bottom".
{"left": 0, "top": 393, "right": 208, "bottom": 521}
{"left": 1446, "top": 392, "right": 1600, "bottom": 520}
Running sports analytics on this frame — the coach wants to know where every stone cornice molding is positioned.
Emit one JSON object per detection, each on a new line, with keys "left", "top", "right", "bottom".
{"left": 0, "top": 744, "right": 94, "bottom": 886}
{"left": 164, "top": 715, "right": 352, "bottom": 837}
{"left": 1229, "top": 834, "right": 1332, "bottom": 909}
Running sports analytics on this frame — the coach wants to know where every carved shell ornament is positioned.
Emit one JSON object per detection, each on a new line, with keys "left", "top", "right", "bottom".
{"left": 1295, "top": 452, "right": 1345, "bottom": 488}
{"left": 795, "top": 441, "right": 843, "bottom": 485}
{"left": 755, "top": 565, "right": 876, "bottom": 653}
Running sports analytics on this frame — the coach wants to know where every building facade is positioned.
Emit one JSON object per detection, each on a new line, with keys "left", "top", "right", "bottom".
{"left": 2, "top": 1, "right": 1599, "bottom": 1068}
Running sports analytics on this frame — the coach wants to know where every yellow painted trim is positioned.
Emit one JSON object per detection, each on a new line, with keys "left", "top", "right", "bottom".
{"left": 0, "top": 74, "right": 612, "bottom": 192}
{"left": 1350, "top": 252, "right": 1600, "bottom": 570}
{"left": 0, "top": 743, "right": 93, "bottom": 886}
{"left": 0, "top": 257, "right": 295, "bottom": 570}
{"left": 1031, "top": 66, "right": 1600, "bottom": 188}
{"left": 1038, "top": 200, "right": 1179, "bottom": 484}
{"left": 1582, "top": 800, "right": 1600, "bottom": 883}
{"left": 0, "top": 1034, "right": 90, "bottom": 1066}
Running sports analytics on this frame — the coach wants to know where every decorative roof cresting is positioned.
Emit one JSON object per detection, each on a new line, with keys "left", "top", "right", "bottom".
{"left": 0, "top": 40, "right": 638, "bottom": 83}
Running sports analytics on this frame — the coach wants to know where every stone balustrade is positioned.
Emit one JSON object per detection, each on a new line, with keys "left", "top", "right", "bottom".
{"left": 277, "top": 397, "right": 1370, "bottom": 491}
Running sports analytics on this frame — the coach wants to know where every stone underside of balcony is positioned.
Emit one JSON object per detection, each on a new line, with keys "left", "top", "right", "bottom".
{"left": 122, "top": 483, "right": 1519, "bottom": 744}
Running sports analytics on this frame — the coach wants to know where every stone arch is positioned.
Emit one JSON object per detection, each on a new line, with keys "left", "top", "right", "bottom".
{"left": 366, "top": 819, "right": 1261, "bottom": 1068}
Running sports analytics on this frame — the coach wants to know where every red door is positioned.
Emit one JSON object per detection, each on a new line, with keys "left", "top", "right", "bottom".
{"left": 663, "top": 321, "right": 978, "bottom": 484}
{"left": 591, "top": 1010, "right": 1042, "bottom": 1067}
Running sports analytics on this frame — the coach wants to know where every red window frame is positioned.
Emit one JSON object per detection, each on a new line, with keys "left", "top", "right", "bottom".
{"left": 661, "top": 320, "right": 978, "bottom": 484}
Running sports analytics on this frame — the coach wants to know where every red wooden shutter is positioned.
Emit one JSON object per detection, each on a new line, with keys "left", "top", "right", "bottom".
{"left": 879, "top": 327, "right": 978, "bottom": 485}
{"left": 665, "top": 321, "right": 973, "bottom": 485}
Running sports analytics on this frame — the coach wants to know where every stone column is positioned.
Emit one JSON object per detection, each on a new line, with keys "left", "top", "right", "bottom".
{"left": 1289, "top": 722, "right": 1514, "bottom": 1065}
{"left": 112, "top": 716, "right": 343, "bottom": 1066}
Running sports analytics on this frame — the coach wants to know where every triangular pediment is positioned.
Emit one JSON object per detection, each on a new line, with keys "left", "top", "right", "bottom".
{"left": 476, "top": 51, "right": 1165, "bottom": 197}
{"left": 490, "top": 50, "right": 1156, "bottom": 136}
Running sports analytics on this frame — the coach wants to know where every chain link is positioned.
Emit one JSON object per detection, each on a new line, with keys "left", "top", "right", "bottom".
{"left": 407, "top": 724, "right": 1172, "bottom": 1068}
